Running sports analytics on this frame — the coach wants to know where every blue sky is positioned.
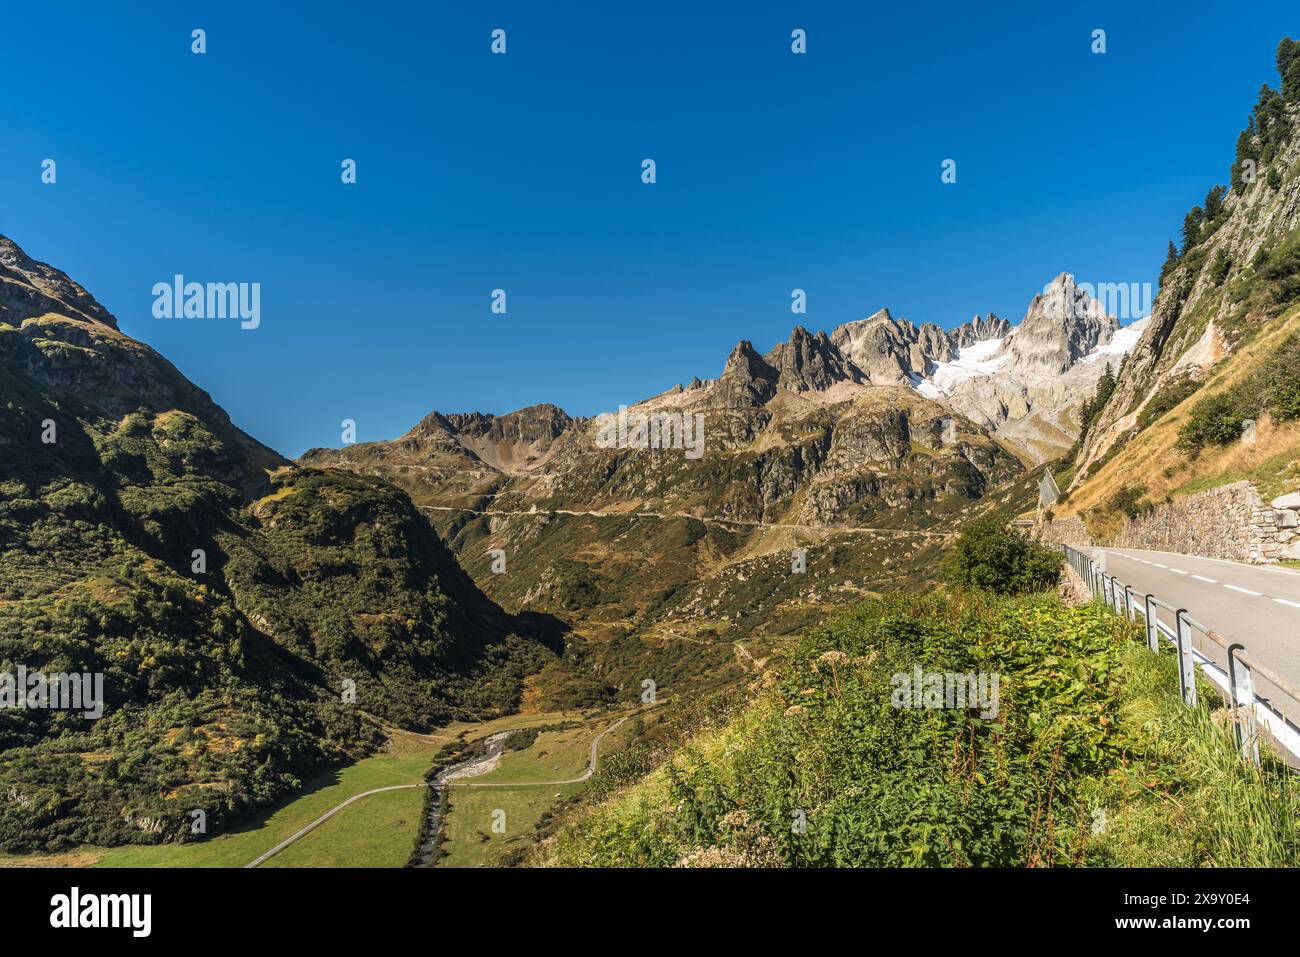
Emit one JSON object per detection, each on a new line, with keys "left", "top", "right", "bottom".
{"left": 2, "top": 1, "right": 1295, "bottom": 457}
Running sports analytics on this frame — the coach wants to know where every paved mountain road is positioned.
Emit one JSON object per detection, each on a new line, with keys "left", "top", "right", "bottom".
{"left": 243, "top": 784, "right": 425, "bottom": 869}
{"left": 1090, "top": 547, "right": 1300, "bottom": 712}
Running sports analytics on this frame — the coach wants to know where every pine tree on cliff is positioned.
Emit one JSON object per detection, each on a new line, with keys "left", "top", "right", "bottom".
{"left": 1160, "top": 239, "right": 1180, "bottom": 286}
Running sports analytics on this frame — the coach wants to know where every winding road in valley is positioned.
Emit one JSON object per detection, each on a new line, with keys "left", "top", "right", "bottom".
{"left": 245, "top": 712, "right": 637, "bottom": 868}
{"left": 418, "top": 503, "right": 951, "bottom": 538}
{"left": 454, "top": 713, "right": 633, "bottom": 789}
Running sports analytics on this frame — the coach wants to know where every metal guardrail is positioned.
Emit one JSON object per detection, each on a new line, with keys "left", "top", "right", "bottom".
{"left": 1060, "top": 544, "right": 1300, "bottom": 767}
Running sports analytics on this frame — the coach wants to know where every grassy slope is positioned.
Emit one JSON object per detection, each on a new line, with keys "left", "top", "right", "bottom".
{"left": 93, "top": 750, "right": 436, "bottom": 868}
{"left": 1063, "top": 307, "right": 1300, "bottom": 537}
{"left": 439, "top": 784, "right": 585, "bottom": 868}
{"left": 534, "top": 592, "right": 1298, "bottom": 868}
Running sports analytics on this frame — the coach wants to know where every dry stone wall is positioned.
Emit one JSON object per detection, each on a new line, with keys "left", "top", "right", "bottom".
{"left": 1041, "top": 481, "right": 1300, "bottom": 564}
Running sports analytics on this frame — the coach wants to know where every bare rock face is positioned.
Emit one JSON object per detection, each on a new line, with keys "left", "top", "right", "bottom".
{"left": 762, "top": 326, "right": 864, "bottom": 391}
{"left": 829, "top": 309, "right": 953, "bottom": 383}
{"left": 948, "top": 313, "right": 1012, "bottom": 350}
{"left": 999, "top": 273, "right": 1117, "bottom": 374}
{"left": 447, "top": 404, "right": 573, "bottom": 447}
{"left": 716, "top": 339, "right": 780, "bottom": 408}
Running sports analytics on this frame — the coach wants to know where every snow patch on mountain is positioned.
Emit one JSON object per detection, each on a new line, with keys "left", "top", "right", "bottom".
{"left": 923, "top": 337, "right": 1012, "bottom": 396}
{"left": 1080, "top": 318, "right": 1150, "bottom": 363}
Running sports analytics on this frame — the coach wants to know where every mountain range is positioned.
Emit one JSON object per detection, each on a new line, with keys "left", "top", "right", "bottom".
{"left": 298, "top": 272, "right": 1143, "bottom": 709}
{"left": 0, "top": 222, "right": 1155, "bottom": 853}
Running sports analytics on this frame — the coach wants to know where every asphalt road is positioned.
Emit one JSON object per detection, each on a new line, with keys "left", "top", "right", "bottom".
{"left": 1090, "top": 547, "right": 1300, "bottom": 717}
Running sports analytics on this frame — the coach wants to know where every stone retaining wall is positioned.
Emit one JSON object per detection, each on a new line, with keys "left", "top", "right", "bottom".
{"left": 1041, "top": 481, "right": 1300, "bottom": 564}
{"left": 1037, "top": 513, "right": 1092, "bottom": 548}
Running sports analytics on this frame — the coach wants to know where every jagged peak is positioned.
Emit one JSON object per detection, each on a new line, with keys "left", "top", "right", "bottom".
{"left": 998, "top": 273, "right": 1117, "bottom": 374}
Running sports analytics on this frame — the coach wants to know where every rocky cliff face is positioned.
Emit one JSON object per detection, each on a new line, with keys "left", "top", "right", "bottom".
{"left": 1075, "top": 92, "right": 1300, "bottom": 485}
{"left": 949, "top": 313, "right": 1012, "bottom": 349}
{"left": 997, "top": 273, "right": 1118, "bottom": 374}
{"left": 763, "top": 326, "right": 864, "bottom": 392}
{"left": 829, "top": 309, "right": 949, "bottom": 383}
{"left": 0, "top": 236, "right": 118, "bottom": 329}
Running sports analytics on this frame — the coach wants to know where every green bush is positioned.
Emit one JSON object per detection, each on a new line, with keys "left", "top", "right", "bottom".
{"left": 1137, "top": 374, "right": 1201, "bottom": 430}
{"left": 1210, "top": 250, "right": 1232, "bottom": 286}
{"left": 1106, "top": 484, "right": 1153, "bottom": 520}
{"left": 942, "top": 516, "right": 1060, "bottom": 595}
{"left": 1178, "top": 333, "right": 1300, "bottom": 451}
{"left": 544, "top": 593, "right": 1300, "bottom": 868}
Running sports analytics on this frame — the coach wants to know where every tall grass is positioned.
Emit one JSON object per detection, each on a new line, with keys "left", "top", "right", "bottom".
{"left": 539, "top": 592, "right": 1300, "bottom": 867}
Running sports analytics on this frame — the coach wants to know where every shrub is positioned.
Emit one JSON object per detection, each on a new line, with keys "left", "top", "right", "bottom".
{"left": 943, "top": 516, "right": 1060, "bottom": 595}
{"left": 1137, "top": 374, "right": 1201, "bottom": 429}
{"left": 1178, "top": 333, "right": 1300, "bottom": 450}
{"left": 1210, "top": 250, "right": 1232, "bottom": 286}
{"left": 1264, "top": 332, "right": 1300, "bottom": 419}
{"left": 1106, "top": 484, "right": 1152, "bottom": 520}
{"left": 1179, "top": 388, "right": 1253, "bottom": 450}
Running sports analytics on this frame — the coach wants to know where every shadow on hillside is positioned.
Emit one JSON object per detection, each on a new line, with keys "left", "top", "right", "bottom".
{"left": 513, "top": 610, "right": 570, "bottom": 656}
{"left": 205, "top": 763, "right": 350, "bottom": 844}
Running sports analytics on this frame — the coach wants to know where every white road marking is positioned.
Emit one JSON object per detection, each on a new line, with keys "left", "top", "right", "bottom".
{"left": 1274, "top": 598, "right": 1300, "bottom": 609}
{"left": 1190, "top": 575, "right": 1217, "bottom": 583}
{"left": 1152, "top": 563, "right": 1167, "bottom": 568}
{"left": 1168, "top": 568, "right": 1188, "bottom": 575}
{"left": 1224, "top": 584, "right": 1261, "bottom": 596}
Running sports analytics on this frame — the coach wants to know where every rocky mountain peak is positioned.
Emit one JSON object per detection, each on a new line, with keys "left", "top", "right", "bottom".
{"left": 717, "top": 339, "right": 779, "bottom": 407}
{"left": 829, "top": 308, "right": 952, "bottom": 383}
{"left": 948, "top": 313, "right": 1012, "bottom": 349}
{"left": 446, "top": 403, "right": 574, "bottom": 444}
{"left": 999, "top": 273, "right": 1117, "bottom": 374}
{"left": 0, "top": 233, "right": 118, "bottom": 329}
{"left": 762, "top": 325, "right": 863, "bottom": 391}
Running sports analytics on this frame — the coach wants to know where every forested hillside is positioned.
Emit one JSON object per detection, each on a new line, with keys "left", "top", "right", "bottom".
{"left": 0, "top": 234, "right": 555, "bottom": 851}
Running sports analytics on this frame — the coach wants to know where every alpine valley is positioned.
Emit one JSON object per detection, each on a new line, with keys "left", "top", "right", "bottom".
{"left": 300, "top": 272, "right": 1142, "bottom": 708}
{"left": 0, "top": 226, "right": 1139, "bottom": 852}
{"left": 4, "top": 33, "right": 1300, "bottom": 872}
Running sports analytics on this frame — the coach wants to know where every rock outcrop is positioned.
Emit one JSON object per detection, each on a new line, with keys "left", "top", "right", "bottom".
{"left": 998, "top": 273, "right": 1118, "bottom": 374}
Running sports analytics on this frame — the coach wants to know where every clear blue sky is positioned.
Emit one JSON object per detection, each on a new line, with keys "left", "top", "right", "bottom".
{"left": 2, "top": 1, "right": 1295, "bottom": 457}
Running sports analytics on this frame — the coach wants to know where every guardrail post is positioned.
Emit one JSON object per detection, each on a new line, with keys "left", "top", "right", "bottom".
{"left": 1143, "top": 594, "right": 1158, "bottom": 652}
{"left": 1123, "top": 585, "right": 1134, "bottom": 621}
{"left": 1226, "top": 644, "right": 1260, "bottom": 767}
{"left": 1175, "top": 610, "right": 1197, "bottom": 709}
